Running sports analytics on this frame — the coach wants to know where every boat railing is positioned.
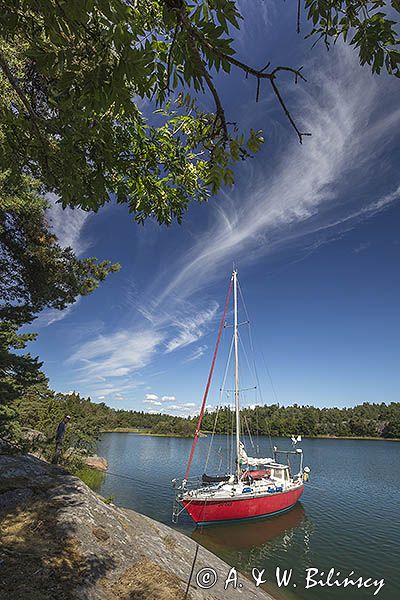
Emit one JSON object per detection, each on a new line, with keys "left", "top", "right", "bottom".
{"left": 171, "top": 475, "right": 225, "bottom": 523}
{"left": 172, "top": 475, "right": 227, "bottom": 493}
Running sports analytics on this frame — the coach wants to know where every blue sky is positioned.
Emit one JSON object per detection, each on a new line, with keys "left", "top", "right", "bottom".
{"left": 29, "top": 2, "right": 399, "bottom": 416}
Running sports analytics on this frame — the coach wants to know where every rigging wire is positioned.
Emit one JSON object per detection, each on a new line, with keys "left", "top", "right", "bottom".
{"left": 204, "top": 334, "right": 234, "bottom": 473}
{"left": 204, "top": 405, "right": 221, "bottom": 473}
{"left": 237, "top": 278, "right": 275, "bottom": 455}
{"left": 260, "top": 349, "right": 280, "bottom": 406}
{"left": 226, "top": 401, "right": 230, "bottom": 473}
{"left": 243, "top": 414, "right": 255, "bottom": 450}
{"left": 230, "top": 401, "right": 235, "bottom": 473}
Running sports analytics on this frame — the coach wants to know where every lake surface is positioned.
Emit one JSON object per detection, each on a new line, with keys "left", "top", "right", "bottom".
{"left": 97, "top": 433, "right": 399, "bottom": 600}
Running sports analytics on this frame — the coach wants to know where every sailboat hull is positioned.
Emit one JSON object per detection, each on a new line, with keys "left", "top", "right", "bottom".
{"left": 183, "top": 484, "right": 304, "bottom": 525}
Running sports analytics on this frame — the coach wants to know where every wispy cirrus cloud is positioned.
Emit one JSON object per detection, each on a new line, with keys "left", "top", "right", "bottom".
{"left": 34, "top": 300, "right": 80, "bottom": 328}
{"left": 185, "top": 345, "right": 208, "bottom": 362}
{"left": 152, "top": 45, "right": 399, "bottom": 306}
{"left": 46, "top": 193, "right": 91, "bottom": 256}
{"left": 68, "top": 328, "right": 163, "bottom": 379}
{"left": 165, "top": 303, "right": 219, "bottom": 353}
{"left": 63, "top": 44, "right": 399, "bottom": 409}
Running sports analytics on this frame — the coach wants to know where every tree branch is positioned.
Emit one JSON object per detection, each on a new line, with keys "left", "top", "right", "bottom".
{"left": 177, "top": 15, "right": 228, "bottom": 142}
{"left": 173, "top": 5, "right": 309, "bottom": 143}
{"left": 297, "top": 0, "right": 301, "bottom": 34}
{"left": 166, "top": 25, "right": 180, "bottom": 93}
{"left": 270, "top": 78, "right": 311, "bottom": 144}
{"left": 0, "top": 51, "right": 51, "bottom": 170}
{"left": 0, "top": 52, "right": 43, "bottom": 125}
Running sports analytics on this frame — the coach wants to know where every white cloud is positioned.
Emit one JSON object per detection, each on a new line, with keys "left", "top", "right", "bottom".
{"left": 354, "top": 242, "right": 371, "bottom": 254}
{"left": 68, "top": 328, "right": 163, "bottom": 379}
{"left": 165, "top": 303, "right": 219, "bottom": 353}
{"left": 46, "top": 193, "right": 91, "bottom": 256}
{"left": 161, "top": 395, "right": 176, "bottom": 402}
{"left": 144, "top": 398, "right": 162, "bottom": 406}
{"left": 143, "top": 394, "right": 177, "bottom": 405}
{"left": 98, "top": 396, "right": 105, "bottom": 400}
{"left": 90, "top": 382, "right": 140, "bottom": 398}
{"left": 185, "top": 345, "right": 208, "bottom": 362}
{"left": 34, "top": 302, "right": 79, "bottom": 328}
{"left": 165, "top": 402, "right": 197, "bottom": 415}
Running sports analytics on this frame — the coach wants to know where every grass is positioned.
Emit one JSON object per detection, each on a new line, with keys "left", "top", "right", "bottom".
{"left": 101, "top": 559, "right": 185, "bottom": 600}
{"left": 73, "top": 465, "right": 104, "bottom": 490}
{"left": 1, "top": 499, "right": 93, "bottom": 600}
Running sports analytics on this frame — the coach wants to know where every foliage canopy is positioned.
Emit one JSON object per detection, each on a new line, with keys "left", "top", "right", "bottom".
{"left": 1, "top": 0, "right": 398, "bottom": 224}
{"left": 0, "top": 176, "right": 120, "bottom": 436}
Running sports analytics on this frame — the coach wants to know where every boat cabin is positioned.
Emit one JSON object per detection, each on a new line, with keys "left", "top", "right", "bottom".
{"left": 269, "top": 463, "right": 291, "bottom": 483}
{"left": 242, "top": 462, "right": 290, "bottom": 483}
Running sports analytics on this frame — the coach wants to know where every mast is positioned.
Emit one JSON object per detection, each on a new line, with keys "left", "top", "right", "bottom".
{"left": 233, "top": 269, "right": 241, "bottom": 479}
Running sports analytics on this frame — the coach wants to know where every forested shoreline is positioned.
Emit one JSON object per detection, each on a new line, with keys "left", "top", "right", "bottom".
{"left": 13, "top": 392, "right": 400, "bottom": 452}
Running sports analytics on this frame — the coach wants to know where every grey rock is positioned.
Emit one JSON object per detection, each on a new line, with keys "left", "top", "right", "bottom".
{"left": 0, "top": 454, "right": 273, "bottom": 600}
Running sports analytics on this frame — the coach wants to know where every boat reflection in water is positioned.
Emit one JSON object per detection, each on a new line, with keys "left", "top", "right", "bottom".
{"left": 192, "top": 503, "right": 312, "bottom": 600}
{"left": 192, "top": 502, "right": 307, "bottom": 552}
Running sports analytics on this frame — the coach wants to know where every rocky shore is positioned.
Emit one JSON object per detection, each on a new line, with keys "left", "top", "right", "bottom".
{"left": 0, "top": 454, "right": 273, "bottom": 600}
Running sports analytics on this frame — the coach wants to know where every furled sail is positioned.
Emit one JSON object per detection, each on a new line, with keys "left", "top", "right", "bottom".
{"left": 239, "top": 442, "right": 273, "bottom": 467}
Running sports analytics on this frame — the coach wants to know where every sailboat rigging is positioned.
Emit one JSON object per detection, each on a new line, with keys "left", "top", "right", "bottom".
{"left": 172, "top": 270, "right": 310, "bottom": 526}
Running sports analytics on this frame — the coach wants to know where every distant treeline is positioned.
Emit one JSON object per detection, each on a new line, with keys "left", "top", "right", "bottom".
{"left": 14, "top": 391, "right": 196, "bottom": 449}
{"left": 202, "top": 403, "right": 400, "bottom": 439}
{"left": 14, "top": 392, "right": 400, "bottom": 449}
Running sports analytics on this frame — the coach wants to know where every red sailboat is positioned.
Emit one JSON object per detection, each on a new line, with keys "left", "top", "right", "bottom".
{"left": 173, "top": 269, "right": 310, "bottom": 526}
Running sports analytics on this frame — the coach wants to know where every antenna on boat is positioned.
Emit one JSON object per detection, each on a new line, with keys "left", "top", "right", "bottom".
{"left": 233, "top": 269, "right": 241, "bottom": 479}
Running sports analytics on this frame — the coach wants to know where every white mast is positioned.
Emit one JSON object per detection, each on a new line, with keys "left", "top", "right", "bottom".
{"left": 233, "top": 269, "right": 241, "bottom": 479}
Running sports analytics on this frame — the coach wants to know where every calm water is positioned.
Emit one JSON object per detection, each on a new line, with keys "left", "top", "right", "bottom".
{"left": 97, "top": 433, "right": 399, "bottom": 600}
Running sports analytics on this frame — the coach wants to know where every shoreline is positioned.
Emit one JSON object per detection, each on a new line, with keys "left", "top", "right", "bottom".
{"left": 100, "top": 428, "right": 193, "bottom": 437}
{"left": 101, "top": 428, "right": 400, "bottom": 442}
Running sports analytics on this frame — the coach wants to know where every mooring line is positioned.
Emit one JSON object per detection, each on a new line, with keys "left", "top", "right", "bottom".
{"left": 184, "top": 543, "right": 199, "bottom": 600}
